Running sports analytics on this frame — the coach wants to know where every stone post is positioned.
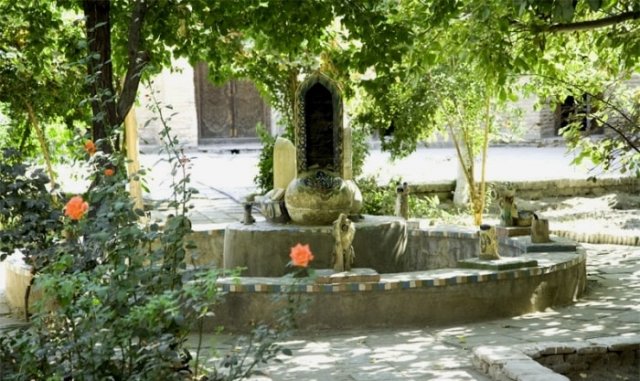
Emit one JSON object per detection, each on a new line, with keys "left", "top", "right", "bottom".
{"left": 531, "top": 215, "right": 550, "bottom": 243}
{"left": 273, "top": 137, "right": 297, "bottom": 190}
{"left": 395, "top": 182, "right": 409, "bottom": 219}
{"left": 243, "top": 202, "right": 255, "bottom": 225}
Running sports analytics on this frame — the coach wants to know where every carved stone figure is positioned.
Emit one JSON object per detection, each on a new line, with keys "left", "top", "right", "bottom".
{"left": 332, "top": 213, "right": 355, "bottom": 272}
{"left": 479, "top": 224, "right": 500, "bottom": 260}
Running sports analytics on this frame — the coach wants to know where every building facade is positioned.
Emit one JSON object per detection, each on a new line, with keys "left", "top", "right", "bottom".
{"left": 136, "top": 60, "right": 637, "bottom": 148}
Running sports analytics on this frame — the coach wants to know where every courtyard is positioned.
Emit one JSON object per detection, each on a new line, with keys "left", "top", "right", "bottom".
{"left": 2, "top": 144, "right": 639, "bottom": 380}
{"left": 1, "top": 2, "right": 640, "bottom": 380}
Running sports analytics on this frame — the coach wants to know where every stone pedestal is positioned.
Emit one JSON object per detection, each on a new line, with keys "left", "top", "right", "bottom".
{"left": 510, "top": 236, "right": 578, "bottom": 253}
{"left": 457, "top": 257, "right": 538, "bottom": 271}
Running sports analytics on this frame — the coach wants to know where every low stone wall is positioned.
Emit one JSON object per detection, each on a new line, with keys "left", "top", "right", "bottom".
{"left": 473, "top": 335, "right": 640, "bottom": 381}
{"left": 553, "top": 229, "right": 640, "bottom": 246}
{"left": 185, "top": 226, "right": 226, "bottom": 268}
{"left": 209, "top": 250, "right": 586, "bottom": 331}
{"left": 188, "top": 223, "right": 590, "bottom": 274}
{"left": 403, "top": 226, "right": 477, "bottom": 270}
{"left": 410, "top": 176, "right": 639, "bottom": 201}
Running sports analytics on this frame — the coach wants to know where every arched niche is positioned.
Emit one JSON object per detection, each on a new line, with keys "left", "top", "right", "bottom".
{"left": 295, "top": 73, "right": 349, "bottom": 178}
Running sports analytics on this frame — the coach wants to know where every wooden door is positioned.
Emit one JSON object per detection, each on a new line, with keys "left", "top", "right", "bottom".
{"left": 195, "top": 62, "right": 270, "bottom": 141}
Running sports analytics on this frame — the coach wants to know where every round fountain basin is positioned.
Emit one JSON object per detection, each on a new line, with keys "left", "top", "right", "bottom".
{"left": 215, "top": 223, "right": 586, "bottom": 332}
{"left": 223, "top": 215, "right": 407, "bottom": 276}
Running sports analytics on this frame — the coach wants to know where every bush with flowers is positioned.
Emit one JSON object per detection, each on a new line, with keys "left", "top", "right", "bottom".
{"left": 0, "top": 123, "right": 220, "bottom": 379}
{"left": 0, "top": 89, "right": 307, "bottom": 380}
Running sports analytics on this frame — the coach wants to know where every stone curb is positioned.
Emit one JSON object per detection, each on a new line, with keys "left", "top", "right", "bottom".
{"left": 410, "top": 177, "right": 640, "bottom": 200}
{"left": 552, "top": 229, "right": 640, "bottom": 246}
{"left": 473, "top": 334, "right": 640, "bottom": 381}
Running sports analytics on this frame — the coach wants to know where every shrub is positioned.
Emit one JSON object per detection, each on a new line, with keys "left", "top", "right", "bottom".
{"left": 357, "top": 174, "right": 451, "bottom": 220}
{"left": 254, "top": 122, "right": 276, "bottom": 193}
{"left": 0, "top": 89, "right": 302, "bottom": 380}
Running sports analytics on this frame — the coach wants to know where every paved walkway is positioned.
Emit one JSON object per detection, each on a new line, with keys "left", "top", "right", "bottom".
{"left": 2, "top": 144, "right": 638, "bottom": 380}
{"left": 182, "top": 243, "right": 638, "bottom": 381}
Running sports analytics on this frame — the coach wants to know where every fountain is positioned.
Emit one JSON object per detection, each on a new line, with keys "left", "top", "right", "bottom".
{"left": 223, "top": 73, "right": 407, "bottom": 277}
{"left": 215, "top": 73, "right": 586, "bottom": 331}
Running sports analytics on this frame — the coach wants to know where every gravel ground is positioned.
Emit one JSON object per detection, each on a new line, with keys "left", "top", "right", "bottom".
{"left": 429, "top": 191, "right": 640, "bottom": 245}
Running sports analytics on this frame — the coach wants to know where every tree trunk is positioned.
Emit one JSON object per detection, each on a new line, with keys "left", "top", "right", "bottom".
{"left": 453, "top": 146, "right": 470, "bottom": 206}
{"left": 83, "top": 0, "right": 150, "bottom": 153}
{"left": 25, "top": 101, "right": 57, "bottom": 194}
{"left": 83, "top": 0, "right": 118, "bottom": 152}
{"left": 124, "top": 108, "right": 144, "bottom": 211}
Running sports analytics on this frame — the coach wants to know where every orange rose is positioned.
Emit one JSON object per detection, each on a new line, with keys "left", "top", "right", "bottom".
{"left": 104, "top": 168, "right": 114, "bottom": 177}
{"left": 289, "top": 243, "right": 314, "bottom": 268}
{"left": 84, "top": 140, "right": 96, "bottom": 156}
{"left": 64, "top": 195, "right": 89, "bottom": 220}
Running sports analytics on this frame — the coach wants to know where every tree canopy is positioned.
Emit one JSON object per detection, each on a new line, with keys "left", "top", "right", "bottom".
{"left": 0, "top": 0, "right": 638, "bottom": 174}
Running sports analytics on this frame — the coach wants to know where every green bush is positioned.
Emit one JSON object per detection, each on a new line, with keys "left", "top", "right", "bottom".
{"left": 0, "top": 148, "right": 63, "bottom": 265}
{"left": 0, "top": 95, "right": 298, "bottom": 380}
{"left": 357, "top": 174, "right": 451, "bottom": 220}
{"left": 254, "top": 122, "right": 276, "bottom": 193}
{"left": 358, "top": 175, "right": 396, "bottom": 215}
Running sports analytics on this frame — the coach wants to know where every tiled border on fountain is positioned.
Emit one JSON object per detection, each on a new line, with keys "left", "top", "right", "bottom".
{"left": 217, "top": 251, "right": 585, "bottom": 294}
{"left": 211, "top": 230, "right": 586, "bottom": 331}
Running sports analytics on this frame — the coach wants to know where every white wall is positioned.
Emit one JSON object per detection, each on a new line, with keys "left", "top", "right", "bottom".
{"left": 135, "top": 58, "right": 198, "bottom": 147}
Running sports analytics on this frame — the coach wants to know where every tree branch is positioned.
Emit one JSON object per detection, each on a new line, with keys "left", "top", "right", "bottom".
{"left": 522, "top": 72, "right": 640, "bottom": 154}
{"left": 543, "top": 11, "right": 640, "bottom": 33}
{"left": 116, "top": 0, "right": 151, "bottom": 124}
{"left": 590, "top": 113, "right": 640, "bottom": 154}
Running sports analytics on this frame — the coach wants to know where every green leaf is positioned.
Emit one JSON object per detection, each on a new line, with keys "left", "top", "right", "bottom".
{"left": 553, "top": 0, "right": 575, "bottom": 22}
{"left": 587, "top": 0, "right": 602, "bottom": 11}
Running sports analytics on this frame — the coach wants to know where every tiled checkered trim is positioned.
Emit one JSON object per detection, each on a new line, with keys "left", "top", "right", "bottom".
{"left": 217, "top": 252, "right": 586, "bottom": 294}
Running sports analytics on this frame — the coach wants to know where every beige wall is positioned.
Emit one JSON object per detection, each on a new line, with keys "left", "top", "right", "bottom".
{"left": 136, "top": 58, "right": 198, "bottom": 147}
{"left": 134, "top": 65, "right": 638, "bottom": 147}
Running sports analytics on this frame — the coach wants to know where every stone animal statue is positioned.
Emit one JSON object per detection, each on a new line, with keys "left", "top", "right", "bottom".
{"left": 498, "top": 186, "right": 518, "bottom": 227}
{"left": 395, "top": 181, "right": 409, "bottom": 219}
{"left": 332, "top": 213, "right": 355, "bottom": 272}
